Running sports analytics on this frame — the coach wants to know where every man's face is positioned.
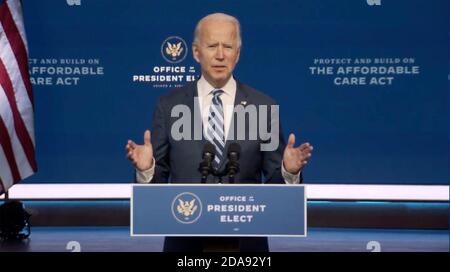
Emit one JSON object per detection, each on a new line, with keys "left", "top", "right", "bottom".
{"left": 193, "top": 20, "right": 241, "bottom": 88}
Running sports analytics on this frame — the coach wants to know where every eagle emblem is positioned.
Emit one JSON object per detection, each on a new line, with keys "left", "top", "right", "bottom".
{"left": 165, "top": 42, "right": 184, "bottom": 60}
{"left": 177, "top": 198, "right": 198, "bottom": 217}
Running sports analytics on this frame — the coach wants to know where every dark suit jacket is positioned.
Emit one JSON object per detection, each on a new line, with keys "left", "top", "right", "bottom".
{"left": 149, "top": 79, "right": 302, "bottom": 251}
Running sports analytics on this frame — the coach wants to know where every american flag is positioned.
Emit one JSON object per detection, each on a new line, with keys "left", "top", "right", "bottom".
{"left": 0, "top": 0, "right": 36, "bottom": 195}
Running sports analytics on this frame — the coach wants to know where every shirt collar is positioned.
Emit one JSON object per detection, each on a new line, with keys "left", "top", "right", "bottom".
{"left": 197, "top": 76, "right": 236, "bottom": 98}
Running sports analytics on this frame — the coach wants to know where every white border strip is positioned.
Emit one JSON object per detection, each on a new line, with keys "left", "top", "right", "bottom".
{"left": 0, "top": 184, "right": 448, "bottom": 201}
{"left": 307, "top": 184, "right": 449, "bottom": 201}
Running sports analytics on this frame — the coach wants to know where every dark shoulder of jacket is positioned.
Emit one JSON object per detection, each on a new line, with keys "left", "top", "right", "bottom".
{"left": 156, "top": 81, "right": 197, "bottom": 106}
{"left": 237, "top": 81, "right": 278, "bottom": 105}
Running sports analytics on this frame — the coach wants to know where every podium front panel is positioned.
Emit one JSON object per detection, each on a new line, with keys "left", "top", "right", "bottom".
{"left": 131, "top": 184, "right": 306, "bottom": 237}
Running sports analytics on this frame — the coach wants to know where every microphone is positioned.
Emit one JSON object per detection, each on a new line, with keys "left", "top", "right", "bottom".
{"left": 198, "top": 142, "right": 216, "bottom": 183}
{"left": 226, "top": 143, "right": 241, "bottom": 183}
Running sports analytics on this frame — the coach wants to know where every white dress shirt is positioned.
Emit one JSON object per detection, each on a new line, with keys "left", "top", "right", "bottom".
{"left": 136, "top": 76, "right": 300, "bottom": 184}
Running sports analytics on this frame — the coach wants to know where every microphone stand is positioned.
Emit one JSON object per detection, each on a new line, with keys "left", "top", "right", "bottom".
{"left": 199, "top": 161, "right": 211, "bottom": 183}
{"left": 212, "top": 168, "right": 226, "bottom": 184}
{"left": 211, "top": 164, "right": 238, "bottom": 184}
{"left": 199, "top": 143, "right": 240, "bottom": 184}
{"left": 226, "top": 161, "right": 239, "bottom": 184}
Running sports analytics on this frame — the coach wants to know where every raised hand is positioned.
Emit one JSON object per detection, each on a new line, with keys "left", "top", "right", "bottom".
{"left": 282, "top": 133, "right": 313, "bottom": 174}
{"left": 125, "top": 130, "right": 154, "bottom": 171}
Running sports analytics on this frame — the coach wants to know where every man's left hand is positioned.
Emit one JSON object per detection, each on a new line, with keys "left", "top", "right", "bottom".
{"left": 283, "top": 133, "right": 313, "bottom": 175}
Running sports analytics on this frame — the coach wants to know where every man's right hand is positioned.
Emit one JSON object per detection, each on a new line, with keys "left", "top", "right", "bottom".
{"left": 126, "top": 130, "right": 154, "bottom": 171}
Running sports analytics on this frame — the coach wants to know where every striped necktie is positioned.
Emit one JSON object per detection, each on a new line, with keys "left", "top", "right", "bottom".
{"left": 205, "top": 89, "right": 225, "bottom": 169}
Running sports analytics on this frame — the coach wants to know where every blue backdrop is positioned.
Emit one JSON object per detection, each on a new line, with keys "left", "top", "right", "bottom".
{"left": 23, "top": 0, "right": 448, "bottom": 184}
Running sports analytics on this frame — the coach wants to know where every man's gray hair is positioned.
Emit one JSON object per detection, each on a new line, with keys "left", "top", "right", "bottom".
{"left": 193, "top": 13, "right": 242, "bottom": 48}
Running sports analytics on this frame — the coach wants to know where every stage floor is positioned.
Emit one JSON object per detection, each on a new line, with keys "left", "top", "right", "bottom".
{"left": 0, "top": 227, "right": 448, "bottom": 252}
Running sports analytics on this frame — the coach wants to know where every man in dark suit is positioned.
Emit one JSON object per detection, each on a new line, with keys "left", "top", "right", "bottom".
{"left": 126, "top": 13, "right": 313, "bottom": 252}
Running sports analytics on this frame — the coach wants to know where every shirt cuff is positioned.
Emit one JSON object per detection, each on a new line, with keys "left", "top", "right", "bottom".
{"left": 281, "top": 161, "right": 301, "bottom": 184}
{"left": 135, "top": 158, "right": 156, "bottom": 183}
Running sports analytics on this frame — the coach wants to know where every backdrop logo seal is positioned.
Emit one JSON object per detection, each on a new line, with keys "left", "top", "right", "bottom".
{"left": 161, "top": 36, "right": 188, "bottom": 64}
